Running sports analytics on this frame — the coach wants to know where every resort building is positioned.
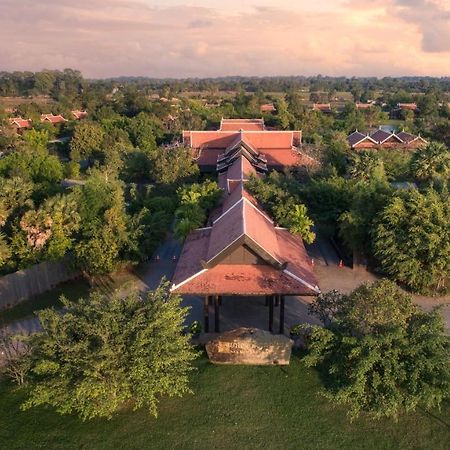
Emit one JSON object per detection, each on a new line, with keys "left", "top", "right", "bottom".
{"left": 183, "top": 119, "right": 316, "bottom": 172}
{"left": 347, "top": 129, "right": 427, "bottom": 150}
{"left": 171, "top": 146, "right": 319, "bottom": 333}
{"left": 40, "top": 114, "right": 67, "bottom": 125}
{"left": 8, "top": 117, "right": 32, "bottom": 133}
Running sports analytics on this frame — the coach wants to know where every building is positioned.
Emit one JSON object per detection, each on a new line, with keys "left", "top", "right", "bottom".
{"left": 355, "top": 102, "right": 372, "bottom": 110}
{"left": 312, "top": 103, "right": 332, "bottom": 113}
{"left": 347, "top": 128, "right": 427, "bottom": 150}
{"left": 8, "top": 117, "right": 32, "bottom": 133}
{"left": 183, "top": 119, "right": 316, "bottom": 172}
{"left": 71, "top": 110, "right": 88, "bottom": 120}
{"left": 171, "top": 150, "right": 320, "bottom": 333}
{"left": 40, "top": 114, "right": 67, "bottom": 125}
{"left": 397, "top": 103, "right": 418, "bottom": 112}
{"left": 260, "top": 103, "right": 276, "bottom": 114}
{"left": 219, "top": 118, "right": 266, "bottom": 131}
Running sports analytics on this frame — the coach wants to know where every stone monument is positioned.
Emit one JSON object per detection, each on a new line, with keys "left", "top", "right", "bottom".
{"left": 205, "top": 327, "right": 293, "bottom": 365}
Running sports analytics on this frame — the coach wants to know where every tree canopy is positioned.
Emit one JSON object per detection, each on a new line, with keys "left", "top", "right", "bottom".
{"left": 22, "top": 281, "right": 198, "bottom": 420}
{"left": 304, "top": 280, "right": 449, "bottom": 420}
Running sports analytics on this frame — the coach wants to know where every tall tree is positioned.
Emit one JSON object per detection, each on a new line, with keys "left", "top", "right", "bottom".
{"left": 373, "top": 188, "right": 450, "bottom": 294}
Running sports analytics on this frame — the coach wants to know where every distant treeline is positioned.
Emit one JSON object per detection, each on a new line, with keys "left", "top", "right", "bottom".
{"left": 1, "top": 70, "right": 450, "bottom": 99}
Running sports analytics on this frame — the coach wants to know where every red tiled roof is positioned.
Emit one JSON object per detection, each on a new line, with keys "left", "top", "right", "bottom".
{"left": 9, "top": 117, "right": 32, "bottom": 129}
{"left": 41, "top": 114, "right": 67, "bottom": 124}
{"left": 220, "top": 118, "right": 265, "bottom": 131}
{"left": 185, "top": 130, "right": 302, "bottom": 150}
{"left": 171, "top": 151, "right": 319, "bottom": 296}
{"left": 397, "top": 103, "right": 417, "bottom": 111}
{"left": 260, "top": 104, "right": 276, "bottom": 113}
{"left": 72, "top": 110, "right": 88, "bottom": 120}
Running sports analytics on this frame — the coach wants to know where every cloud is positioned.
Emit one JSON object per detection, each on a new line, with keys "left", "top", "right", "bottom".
{"left": 392, "top": 0, "right": 450, "bottom": 52}
{"left": 0, "top": 0, "right": 448, "bottom": 77}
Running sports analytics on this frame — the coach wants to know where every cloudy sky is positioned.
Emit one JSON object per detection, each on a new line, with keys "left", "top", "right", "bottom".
{"left": 1, "top": 0, "right": 449, "bottom": 78}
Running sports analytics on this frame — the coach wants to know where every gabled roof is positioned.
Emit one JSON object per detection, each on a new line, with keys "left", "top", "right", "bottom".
{"left": 72, "top": 110, "right": 88, "bottom": 120}
{"left": 171, "top": 150, "right": 320, "bottom": 296}
{"left": 369, "top": 129, "right": 402, "bottom": 144}
{"left": 396, "top": 131, "right": 426, "bottom": 144}
{"left": 41, "top": 114, "right": 67, "bottom": 124}
{"left": 347, "top": 130, "right": 377, "bottom": 147}
{"left": 8, "top": 117, "right": 32, "bottom": 128}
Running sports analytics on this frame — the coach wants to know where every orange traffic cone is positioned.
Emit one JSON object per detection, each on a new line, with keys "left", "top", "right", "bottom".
{"left": 338, "top": 260, "right": 344, "bottom": 268}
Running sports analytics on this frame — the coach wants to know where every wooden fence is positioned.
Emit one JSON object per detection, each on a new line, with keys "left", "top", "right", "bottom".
{"left": 0, "top": 258, "right": 80, "bottom": 310}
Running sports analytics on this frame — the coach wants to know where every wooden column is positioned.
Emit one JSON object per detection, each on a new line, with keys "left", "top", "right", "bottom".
{"left": 279, "top": 295, "right": 285, "bottom": 334}
{"left": 203, "top": 296, "right": 209, "bottom": 333}
{"left": 269, "top": 295, "right": 274, "bottom": 333}
{"left": 214, "top": 295, "right": 220, "bottom": 332}
{"left": 275, "top": 295, "right": 279, "bottom": 307}
{"left": 265, "top": 295, "right": 269, "bottom": 307}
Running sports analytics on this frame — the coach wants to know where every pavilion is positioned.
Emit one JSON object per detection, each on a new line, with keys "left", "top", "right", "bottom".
{"left": 171, "top": 131, "right": 320, "bottom": 334}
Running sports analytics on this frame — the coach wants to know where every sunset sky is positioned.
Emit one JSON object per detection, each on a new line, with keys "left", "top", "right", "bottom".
{"left": 1, "top": 0, "right": 449, "bottom": 78}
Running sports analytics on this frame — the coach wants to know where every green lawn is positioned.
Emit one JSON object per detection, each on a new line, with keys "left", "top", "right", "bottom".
{"left": 0, "top": 279, "right": 90, "bottom": 325}
{"left": 0, "top": 355, "right": 448, "bottom": 450}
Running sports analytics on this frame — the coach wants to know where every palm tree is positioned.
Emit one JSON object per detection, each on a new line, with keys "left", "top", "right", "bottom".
{"left": 410, "top": 142, "right": 450, "bottom": 181}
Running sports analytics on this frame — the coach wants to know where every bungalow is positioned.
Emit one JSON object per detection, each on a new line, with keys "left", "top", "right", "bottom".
{"left": 355, "top": 102, "right": 372, "bottom": 110}
{"left": 347, "top": 128, "right": 427, "bottom": 150}
{"left": 260, "top": 103, "right": 276, "bottom": 113}
{"left": 312, "top": 103, "right": 332, "bottom": 113}
{"left": 71, "top": 110, "right": 88, "bottom": 120}
{"left": 8, "top": 117, "right": 32, "bottom": 133}
{"left": 40, "top": 114, "right": 67, "bottom": 125}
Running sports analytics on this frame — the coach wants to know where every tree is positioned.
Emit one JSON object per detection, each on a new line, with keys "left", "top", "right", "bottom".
{"left": 22, "top": 281, "right": 198, "bottom": 420}
{"left": 150, "top": 147, "right": 199, "bottom": 185}
{"left": 0, "top": 329, "right": 32, "bottom": 385}
{"left": 285, "top": 204, "right": 315, "bottom": 244}
{"left": 304, "top": 280, "right": 449, "bottom": 420}
{"left": 410, "top": 142, "right": 450, "bottom": 182}
{"left": 348, "top": 151, "right": 386, "bottom": 182}
{"left": 69, "top": 122, "right": 105, "bottom": 162}
{"left": 373, "top": 188, "right": 450, "bottom": 294}
{"left": 173, "top": 180, "right": 221, "bottom": 241}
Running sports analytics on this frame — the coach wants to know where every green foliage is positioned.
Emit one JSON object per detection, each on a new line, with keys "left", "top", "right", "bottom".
{"left": 69, "top": 122, "right": 105, "bottom": 162}
{"left": 304, "top": 280, "right": 450, "bottom": 420}
{"left": 285, "top": 204, "right": 316, "bottom": 244}
{"left": 173, "top": 180, "right": 221, "bottom": 241}
{"left": 72, "top": 170, "right": 129, "bottom": 275}
{"left": 150, "top": 147, "right": 199, "bottom": 185}
{"left": 246, "top": 174, "right": 315, "bottom": 243}
{"left": 23, "top": 129, "right": 49, "bottom": 151}
{"left": 347, "top": 151, "right": 386, "bottom": 182}
{"left": 338, "top": 179, "right": 393, "bottom": 256}
{"left": 0, "top": 147, "right": 63, "bottom": 188}
{"left": 373, "top": 188, "right": 450, "bottom": 294}
{"left": 23, "top": 281, "right": 198, "bottom": 420}
{"left": 410, "top": 141, "right": 450, "bottom": 182}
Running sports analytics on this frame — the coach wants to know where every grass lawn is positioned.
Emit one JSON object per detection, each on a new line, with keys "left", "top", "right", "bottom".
{"left": 0, "top": 354, "right": 448, "bottom": 450}
{"left": 0, "top": 279, "right": 90, "bottom": 326}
